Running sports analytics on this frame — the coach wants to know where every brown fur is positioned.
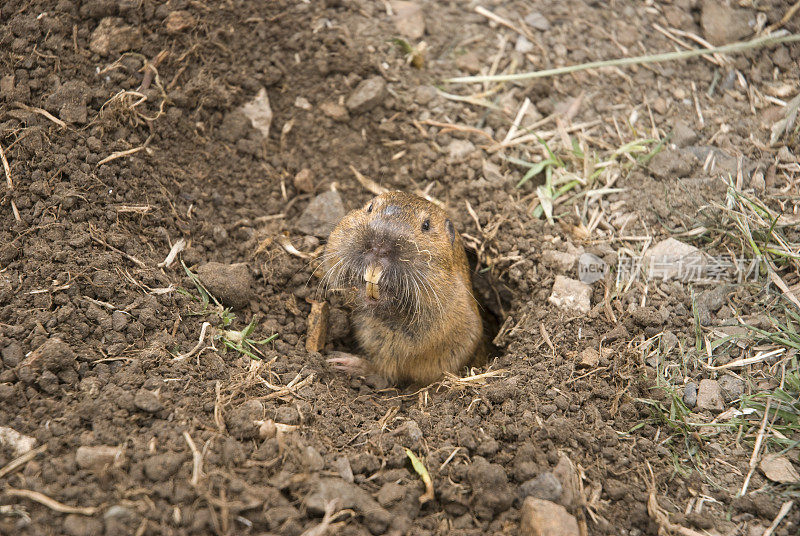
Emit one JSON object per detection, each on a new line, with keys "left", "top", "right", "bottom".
{"left": 323, "top": 191, "right": 485, "bottom": 385}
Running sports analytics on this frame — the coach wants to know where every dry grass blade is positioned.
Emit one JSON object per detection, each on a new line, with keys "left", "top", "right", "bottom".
{"left": 98, "top": 145, "right": 146, "bottom": 166}
{"left": 350, "top": 165, "right": 387, "bottom": 195}
{"left": 703, "top": 348, "right": 784, "bottom": 370}
{"left": 447, "top": 33, "right": 800, "bottom": 83}
{"left": 5, "top": 488, "right": 98, "bottom": 516}
{"left": 440, "top": 368, "right": 509, "bottom": 388}
{"left": 260, "top": 372, "right": 315, "bottom": 401}
{"left": 740, "top": 399, "right": 772, "bottom": 497}
{"left": 763, "top": 501, "right": 794, "bottom": 536}
{"left": 174, "top": 322, "right": 213, "bottom": 361}
{"left": 277, "top": 235, "right": 315, "bottom": 260}
{"left": 645, "top": 463, "right": 705, "bottom": 536}
{"left": 158, "top": 238, "right": 187, "bottom": 268}
{"left": 0, "top": 141, "right": 12, "bottom": 190}
{"left": 183, "top": 431, "right": 203, "bottom": 487}
{"left": 420, "top": 120, "right": 497, "bottom": 142}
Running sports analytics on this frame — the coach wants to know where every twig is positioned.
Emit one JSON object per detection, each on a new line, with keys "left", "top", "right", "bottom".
{"left": 0, "top": 445, "right": 46, "bottom": 480}
{"left": 89, "top": 225, "right": 147, "bottom": 268}
{"left": 446, "top": 33, "right": 800, "bottom": 83}
{"left": 183, "top": 431, "right": 203, "bottom": 487}
{"left": 5, "top": 488, "right": 98, "bottom": 516}
{"left": 740, "top": 399, "right": 771, "bottom": 497}
{"left": 766, "top": 1, "right": 800, "bottom": 33}
{"left": 763, "top": 501, "right": 793, "bottom": 536}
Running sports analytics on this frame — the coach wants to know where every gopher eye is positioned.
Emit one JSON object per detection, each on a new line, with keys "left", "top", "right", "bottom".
{"left": 367, "top": 202, "right": 373, "bottom": 213}
{"left": 421, "top": 219, "right": 430, "bottom": 232}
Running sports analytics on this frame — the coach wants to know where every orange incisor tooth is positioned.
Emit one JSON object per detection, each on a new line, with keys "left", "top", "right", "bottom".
{"left": 364, "top": 264, "right": 383, "bottom": 300}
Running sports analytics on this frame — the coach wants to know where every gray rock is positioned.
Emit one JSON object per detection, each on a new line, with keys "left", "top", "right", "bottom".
{"left": 696, "top": 379, "right": 724, "bottom": 412}
{"left": 700, "top": 0, "right": 754, "bottom": 45}
{"left": 718, "top": 374, "right": 744, "bottom": 402}
{"left": 644, "top": 238, "right": 707, "bottom": 281}
{"left": 133, "top": 388, "right": 162, "bottom": 413}
{"left": 295, "top": 190, "right": 346, "bottom": 238}
{"left": 455, "top": 51, "right": 481, "bottom": 74}
{"left": 548, "top": 276, "right": 591, "bottom": 313}
{"left": 390, "top": 1, "right": 425, "bottom": 39}
{"left": 346, "top": 76, "right": 386, "bottom": 113}
{"left": 520, "top": 472, "right": 562, "bottom": 502}
{"left": 520, "top": 497, "right": 579, "bottom": 536}
{"left": 76, "top": 445, "right": 123, "bottom": 470}
{"left": 671, "top": 119, "right": 697, "bottom": 148}
{"left": 524, "top": 12, "right": 551, "bottom": 31}
{"left": 447, "top": 139, "right": 476, "bottom": 162}
{"left": 196, "top": 262, "right": 255, "bottom": 308}
{"left": 661, "top": 331, "right": 679, "bottom": 353}
{"left": 414, "top": 85, "right": 438, "bottom": 106}
{"left": 683, "top": 382, "right": 697, "bottom": 408}
{"left": 515, "top": 35, "right": 534, "bottom": 53}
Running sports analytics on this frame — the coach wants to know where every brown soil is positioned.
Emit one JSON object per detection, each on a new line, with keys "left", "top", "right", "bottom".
{"left": 1, "top": 0, "right": 799, "bottom": 535}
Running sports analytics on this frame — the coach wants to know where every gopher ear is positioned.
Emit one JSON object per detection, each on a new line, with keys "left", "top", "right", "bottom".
{"left": 445, "top": 219, "right": 455, "bottom": 245}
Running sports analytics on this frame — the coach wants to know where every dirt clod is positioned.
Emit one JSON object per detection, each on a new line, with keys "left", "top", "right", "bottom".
{"left": 520, "top": 472, "right": 563, "bottom": 502}
{"left": 196, "top": 262, "right": 255, "bottom": 309}
{"left": 89, "top": 17, "right": 143, "bottom": 56}
{"left": 133, "top": 388, "right": 163, "bottom": 413}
